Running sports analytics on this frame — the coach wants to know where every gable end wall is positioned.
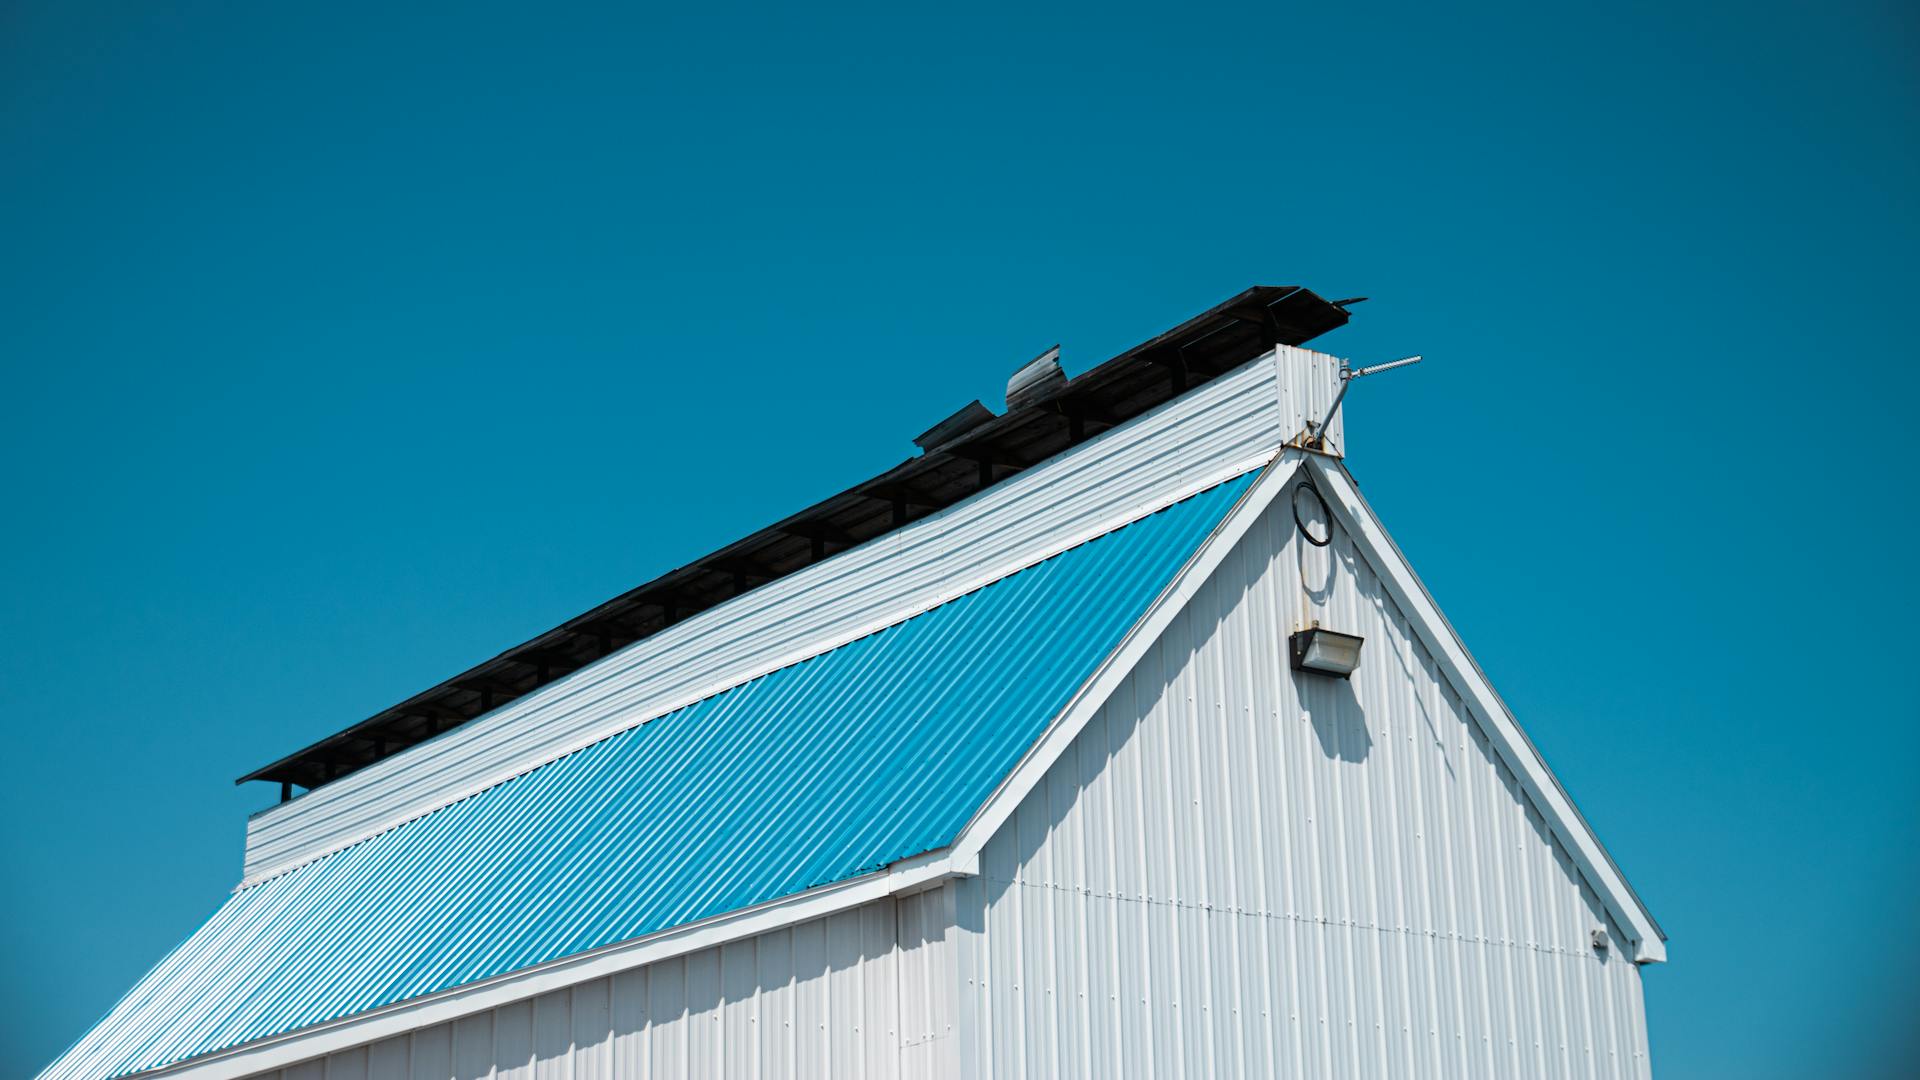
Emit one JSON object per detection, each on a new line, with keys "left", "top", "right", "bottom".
{"left": 948, "top": 486, "right": 1654, "bottom": 1080}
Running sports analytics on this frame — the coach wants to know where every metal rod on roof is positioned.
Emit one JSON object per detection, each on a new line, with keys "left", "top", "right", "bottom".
{"left": 1350, "top": 354, "right": 1423, "bottom": 379}
{"left": 1308, "top": 356, "right": 1423, "bottom": 449}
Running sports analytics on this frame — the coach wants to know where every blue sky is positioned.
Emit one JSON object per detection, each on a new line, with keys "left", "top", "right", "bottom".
{"left": 2, "top": 1, "right": 1915, "bottom": 1075}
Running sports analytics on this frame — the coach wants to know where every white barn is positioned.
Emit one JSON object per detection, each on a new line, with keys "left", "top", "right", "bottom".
{"left": 41, "top": 286, "right": 1664, "bottom": 1080}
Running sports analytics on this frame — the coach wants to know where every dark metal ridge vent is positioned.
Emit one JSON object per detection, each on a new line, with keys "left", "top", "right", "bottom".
{"left": 239, "top": 285, "right": 1352, "bottom": 799}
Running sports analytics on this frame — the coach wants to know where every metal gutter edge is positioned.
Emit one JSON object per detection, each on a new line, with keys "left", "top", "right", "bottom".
{"left": 135, "top": 851, "right": 972, "bottom": 1080}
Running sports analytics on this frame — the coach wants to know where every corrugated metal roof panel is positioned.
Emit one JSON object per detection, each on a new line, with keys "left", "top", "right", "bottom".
{"left": 41, "top": 470, "right": 1256, "bottom": 1080}
{"left": 239, "top": 348, "right": 1330, "bottom": 886}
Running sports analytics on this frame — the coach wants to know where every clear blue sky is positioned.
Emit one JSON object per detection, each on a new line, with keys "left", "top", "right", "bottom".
{"left": 2, "top": 1, "right": 1914, "bottom": 1075}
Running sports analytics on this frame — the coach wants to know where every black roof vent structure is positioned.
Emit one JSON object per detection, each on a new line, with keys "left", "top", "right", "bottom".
{"left": 239, "top": 284, "right": 1354, "bottom": 800}
{"left": 1005, "top": 346, "right": 1066, "bottom": 410}
{"left": 912, "top": 400, "right": 998, "bottom": 453}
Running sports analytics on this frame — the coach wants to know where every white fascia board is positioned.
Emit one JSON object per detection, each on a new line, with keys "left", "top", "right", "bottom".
{"left": 134, "top": 850, "right": 968, "bottom": 1080}
{"left": 240, "top": 352, "right": 1314, "bottom": 886}
{"left": 949, "top": 452, "right": 1306, "bottom": 867}
{"left": 1305, "top": 456, "right": 1668, "bottom": 964}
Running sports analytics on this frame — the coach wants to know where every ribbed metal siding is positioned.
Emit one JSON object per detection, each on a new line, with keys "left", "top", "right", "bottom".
{"left": 242, "top": 348, "right": 1344, "bottom": 884}
{"left": 948, "top": 488, "right": 1652, "bottom": 1079}
{"left": 39, "top": 472, "right": 1253, "bottom": 1080}
{"left": 249, "top": 895, "right": 936, "bottom": 1080}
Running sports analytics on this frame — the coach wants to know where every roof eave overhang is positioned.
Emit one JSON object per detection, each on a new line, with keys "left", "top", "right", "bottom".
{"left": 126, "top": 848, "right": 973, "bottom": 1080}
{"left": 949, "top": 449, "right": 1667, "bottom": 963}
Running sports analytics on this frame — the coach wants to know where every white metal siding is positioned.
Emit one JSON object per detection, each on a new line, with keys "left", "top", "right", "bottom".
{"left": 245, "top": 892, "right": 956, "bottom": 1080}
{"left": 241, "top": 347, "right": 1345, "bottom": 884}
{"left": 948, "top": 489, "right": 1652, "bottom": 1079}
{"left": 229, "top": 458, "right": 1655, "bottom": 1080}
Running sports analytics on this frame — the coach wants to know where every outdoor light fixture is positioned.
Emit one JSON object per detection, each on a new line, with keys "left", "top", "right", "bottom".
{"left": 1289, "top": 627, "right": 1365, "bottom": 678}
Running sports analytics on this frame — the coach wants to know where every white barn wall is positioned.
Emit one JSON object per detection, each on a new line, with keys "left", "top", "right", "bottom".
{"left": 246, "top": 890, "right": 957, "bottom": 1080}
{"left": 230, "top": 474, "right": 1650, "bottom": 1080}
{"left": 948, "top": 488, "right": 1652, "bottom": 1079}
{"left": 243, "top": 346, "right": 1347, "bottom": 884}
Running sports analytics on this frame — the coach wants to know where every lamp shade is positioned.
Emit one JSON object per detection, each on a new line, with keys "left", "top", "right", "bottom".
{"left": 1289, "top": 627, "right": 1364, "bottom": 678}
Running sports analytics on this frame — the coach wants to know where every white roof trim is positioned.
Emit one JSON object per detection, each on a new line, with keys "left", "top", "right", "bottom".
{"left": 949, "top": 449, "right": 1665, "bottom": 962}
{"left": 950, "top": 452, "right": 1305, "bottom": 866}
{"left": 236, "top": 447, "right": 1282, "bottom": 890}
{"left": 134, "top": 850, "right": 969, "bottom": 1080}
{"left": 1305, "top": 456, "right": 1667, "bottom": 963}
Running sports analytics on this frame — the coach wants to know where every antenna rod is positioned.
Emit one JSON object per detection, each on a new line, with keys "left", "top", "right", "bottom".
{"left": 1308, "top": 355, "right": 1423, "bottom": 449}
{"left": 1350, "top": 354, "right": 1423, "bottom": 379}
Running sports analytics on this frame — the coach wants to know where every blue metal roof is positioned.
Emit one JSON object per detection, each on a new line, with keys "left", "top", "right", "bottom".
{"left": 41, "top": 471, "right": 1253, "bottom": 1080}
